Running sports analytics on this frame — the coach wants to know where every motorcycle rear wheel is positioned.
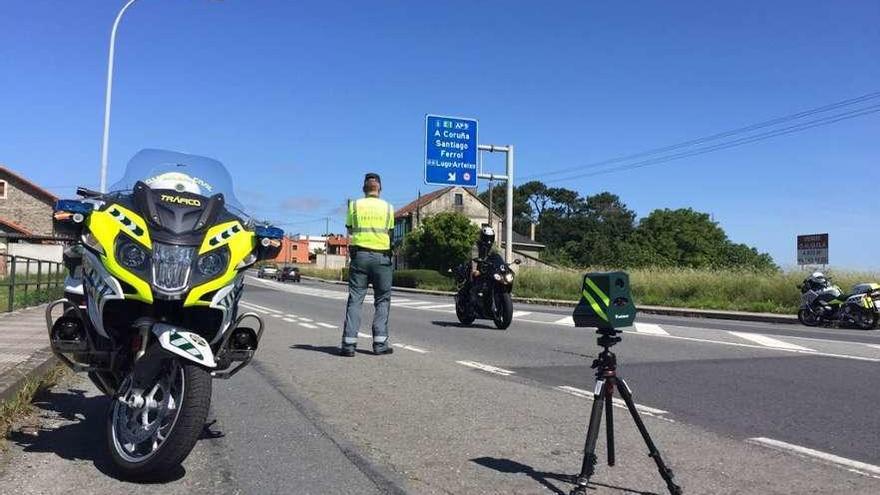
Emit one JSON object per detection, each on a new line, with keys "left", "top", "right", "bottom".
{"left": 492, "top": 292, "right": 513, "bottom": 330}
{"left": 797, "top": 308, "right": 820, "bottom": 327}
{"left": 855, "top": 311, "right": 879, "bottom": 330}
{"left": 107, "top": 359, "right": 211, "bottom": 478}
{"left": 455, "top": 297, "right": 476, "bottom": 326}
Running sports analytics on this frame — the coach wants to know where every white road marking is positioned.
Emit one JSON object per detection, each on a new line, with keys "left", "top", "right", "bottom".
{"left": 241, "top": 301, "right": 281, "bottom": 313}
{"left": 416, "top": 304, "right": 456, "bottom": 310}
{"left": 456, "top": 360, "right": 515, "bottom": 376}
{"left": 357, "top": 332, "right": 372, "bottom": 339}
{"left": 633, "top": 322, "right": 669, "bottom": 336}
{"left": 555, "top": 386, "right": 670, "bottom": 416}
{"left": 392, "top": 343, "right": 429, "bottom": 354}
{"left": 285, "top": 313, "right": 299, "bottom": 318}
{"left": 270, "top": 314, "right": 283, "bottom": 318}
{"left": 866, "top": 344, "right": 880, "bottom": 350}
{"left": 299, "top": 323, "right": 318, "bottom": 329}
{"left": 729, "top": 332, "right": 815, "bottom": 352}
{"left": 297, "top": 317, "right": 314, "bottom": 322}
{"left": 393, "top": 301, "right": 435, "bottom": 307}
{"left": 239, "top": 305, "right": 270, "bottom": 314}
{"left": 282, "top": 318, "right": 297, "bottom": 323}
{"left": 512, "top": 310, "right": 533, "bottom": 318}
{"left": 317, "top": 322, "right": 337, "bottom": 329}
{"left": 554, "top": 316, "right": 575, "bottom": 326}
{"left": 748, "top": 437, "right": 880, "bottom": 479}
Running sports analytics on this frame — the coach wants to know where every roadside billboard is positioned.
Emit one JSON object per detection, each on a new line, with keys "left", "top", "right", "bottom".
{"left": 797, "top": 233, "right": 829, "bottom": 266}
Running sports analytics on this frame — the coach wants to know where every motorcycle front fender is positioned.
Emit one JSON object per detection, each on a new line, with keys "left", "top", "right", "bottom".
{"left": 152, "top": 323, "right": 217, "bottom": 368}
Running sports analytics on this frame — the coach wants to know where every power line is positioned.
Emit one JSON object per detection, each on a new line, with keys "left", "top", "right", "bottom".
{"left": 544, "top": 104, "right": 880, "bottom": 184}
{"left": 522, "top": 90, "right": 880, "bottom": 181}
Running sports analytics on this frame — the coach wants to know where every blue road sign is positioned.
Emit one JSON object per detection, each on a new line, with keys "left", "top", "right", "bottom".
{"left": 425, "top": 114, "right": 478, "bottom": 187}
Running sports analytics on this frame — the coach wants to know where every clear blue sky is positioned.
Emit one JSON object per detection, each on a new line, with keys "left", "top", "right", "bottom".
{"left": 1, "top": 1, "right": 878, "bottom": 269}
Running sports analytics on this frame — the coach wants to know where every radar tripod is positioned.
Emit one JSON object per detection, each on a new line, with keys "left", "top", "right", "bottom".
{"left": 570, "top": 330, "right": 682, "bottom": 495}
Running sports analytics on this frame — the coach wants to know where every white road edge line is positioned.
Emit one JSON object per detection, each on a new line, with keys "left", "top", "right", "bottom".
{"left": 555, "top": 386, "right": 670, "bottom": 416}
{"left": 729, "top": 331, "right": 815, "bottom": 352}
{"left": 748, "top": 437, "right": 880, "bottom": 479}
{"left": 866, "top": 344, "right": 880, "bottom": 350}
{"left": 456, "top": 360, "right": 515, "bottom": 376}
{"left": 416, "top": 304, "right": 456, "bottom": 310}
{"left": 392, "top": 343, "right": 429, "bottom": 354}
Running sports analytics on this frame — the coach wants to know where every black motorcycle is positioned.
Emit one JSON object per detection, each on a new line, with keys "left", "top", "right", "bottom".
{"left": 452, "top": 254, "right": 520, "bottom": 329}
{"left": 798, "top": 280, "right": 880, "bottom": 330}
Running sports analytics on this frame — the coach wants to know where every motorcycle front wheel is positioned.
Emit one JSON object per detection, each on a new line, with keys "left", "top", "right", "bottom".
{"left": 797, "top": 308, "right": 820, "bottom": 327}
{"left": 492, "top": 291, "right": 513, "bottom": 330}
{"left": 107, "top": 359, "right": 212, "bottom": 478}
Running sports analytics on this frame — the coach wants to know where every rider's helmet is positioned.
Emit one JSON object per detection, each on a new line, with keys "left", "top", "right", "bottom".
{"left": 807, "top": 271, "right": 829, "bottom": 289}
{"left": 477, "top": 225, "right": 495, "bottom": 259}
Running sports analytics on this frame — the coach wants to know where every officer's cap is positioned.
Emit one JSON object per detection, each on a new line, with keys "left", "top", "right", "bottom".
{"left": 364, "top": 173, "right": 381, "bottom": 184}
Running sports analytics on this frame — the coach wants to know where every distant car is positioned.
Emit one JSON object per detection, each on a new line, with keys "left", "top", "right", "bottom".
{"left": 257, "top": 265, "right": 279, "bottom": 279}
{"left": 277, "top": 266, "right": 301, "bottom": 283}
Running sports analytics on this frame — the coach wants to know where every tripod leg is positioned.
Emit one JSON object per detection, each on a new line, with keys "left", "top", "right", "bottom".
{"left": 617, "top": 378, "right": 683, "bottom": 495}
{"left": 571, "top": 379, "right": 607, "bottom": 493}
{"left": 605, "top": 379, "right": 615, "bottom": 466}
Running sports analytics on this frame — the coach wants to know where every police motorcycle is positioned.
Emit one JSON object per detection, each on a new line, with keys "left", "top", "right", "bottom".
{"left": 48, "top": 149, "right": 283, "bottom": 477}
{"left": 797, "top": 271, "right": 880, "bottom": 330}
{"left": 452, "top": 226, "right": 520, "bottom": 330}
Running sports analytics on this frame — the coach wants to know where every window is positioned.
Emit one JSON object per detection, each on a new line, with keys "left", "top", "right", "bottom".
{"left": 454, "top": 193, "right": 463, "bottom": 206}
{"left": 0, "top": 180, "right": 6, "bottom": 199}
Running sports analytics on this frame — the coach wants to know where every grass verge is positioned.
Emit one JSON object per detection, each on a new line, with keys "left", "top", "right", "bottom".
{"left": 0, "top": 365, "right": 68, "bottom": 444}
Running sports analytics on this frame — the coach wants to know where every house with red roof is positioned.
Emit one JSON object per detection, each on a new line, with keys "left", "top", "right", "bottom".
{"left": 0, "top": 165, "right": 57, "bottom": 238}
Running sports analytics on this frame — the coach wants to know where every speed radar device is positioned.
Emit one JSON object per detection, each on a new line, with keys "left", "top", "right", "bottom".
{"left": 573, "top": 272, "right": 636, "bottom": 330}
{"left": 567, "top": 272, "right": 682, "bottom": 495}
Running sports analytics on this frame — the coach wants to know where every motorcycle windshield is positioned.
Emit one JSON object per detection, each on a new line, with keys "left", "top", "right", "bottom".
{"left": 108, "top": 149, "right": 247, "bottom": 215}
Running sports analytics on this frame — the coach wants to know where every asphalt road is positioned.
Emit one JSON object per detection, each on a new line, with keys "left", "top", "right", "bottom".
{"left": 2, "top": 277, "right": 879, "bottom": 494}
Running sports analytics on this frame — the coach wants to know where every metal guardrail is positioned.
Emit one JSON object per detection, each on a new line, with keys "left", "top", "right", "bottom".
{"left": 0, "top": 254, "right": 65, "bottom": 312}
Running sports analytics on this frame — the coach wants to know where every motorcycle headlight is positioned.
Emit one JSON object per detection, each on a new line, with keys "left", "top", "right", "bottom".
{"left": 118, "top": 240, "right": 148, "bottom": 270}
{"left": 493, "top": 273, "right": 502, "bottom": 281}
{"left": 152, "top": 243, "right": 196, "bottom": 292}
{"left": 504, "top": 272, "right": 515, "bottom": 284}
{"left": 197, "top": 251, "right": 226, "bottom": 277}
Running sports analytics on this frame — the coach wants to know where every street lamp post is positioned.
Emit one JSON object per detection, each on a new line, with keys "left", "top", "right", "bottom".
{"left": 99, "top": 0, "right": 139, "bottom": 193}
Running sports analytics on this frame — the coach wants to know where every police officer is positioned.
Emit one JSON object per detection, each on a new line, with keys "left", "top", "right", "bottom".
{"left": 340, "top": 173, "right": 395, "bottom": 357}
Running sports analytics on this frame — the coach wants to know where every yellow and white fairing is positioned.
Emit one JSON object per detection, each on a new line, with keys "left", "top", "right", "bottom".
{"left": 83, "top": 202, "right": 256, "bottom": 340}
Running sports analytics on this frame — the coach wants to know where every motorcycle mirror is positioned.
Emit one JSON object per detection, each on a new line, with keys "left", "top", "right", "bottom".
{"left": 514, "top": 259, "right": 522, "bottom": 265}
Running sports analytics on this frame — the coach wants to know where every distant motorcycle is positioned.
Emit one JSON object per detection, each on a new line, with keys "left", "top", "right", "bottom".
{"left": 452, "top": 253, "right": 520, "bottom": 330}
{"left": 797, "top": 272, "right": 880, "bottom": 330}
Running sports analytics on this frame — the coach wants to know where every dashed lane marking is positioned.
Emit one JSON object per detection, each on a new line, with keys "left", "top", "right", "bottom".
{"left": 729, "top": 331, "right": 815, "bottom": 352}
{"left": 416, "top": 304, "right": 455, "bottom": 310}
{"left": 511, "top": 310, "right": 532, "bottom": 318}
{"left": 634, "top": 322, "right": 670, "bottom": 336}
{"left": 456, "top": 360, "right": 515, "bottom": 376}
{"left": 748, "top": 437, "right": 880, "bottom": 479}
{"left": 285, "top": 314, "right": 299, "bottom": 318}
{"left": 240, "top": 301, "right": 282, "bottom": 313}
{"left": 392, "top": 343, "right": 429, "bottom": 354}
{"left": 554, "top": 316, "right": 574, "bottom": 326}
{"left": 283, "top": 318, "right": 297, "bottom": 323}
{"left": 555, "top": 385, "right": 671, "bottom": 418}
{"left": 270, "top": 314, "right": 283, "bottom": 318}
{"left": 299, "top": 323, "right": 318, "bottom": 329}
{"left": 298, "top": 317, "right": 314, "bottom": 322}
{"left": 317, "top": 322, "right": 337, "bottom": 329}
{"left": 239, "top": 303, "right": 270, "bottom": 314}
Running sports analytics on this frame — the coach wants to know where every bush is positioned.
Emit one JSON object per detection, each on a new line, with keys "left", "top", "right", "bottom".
{"left": 392, "top": 270, "right": 455, "bottom": 291}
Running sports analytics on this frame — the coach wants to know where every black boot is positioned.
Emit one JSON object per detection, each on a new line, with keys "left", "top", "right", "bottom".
{"left": 339, "top": 346, "right": 356, "bottom": 357}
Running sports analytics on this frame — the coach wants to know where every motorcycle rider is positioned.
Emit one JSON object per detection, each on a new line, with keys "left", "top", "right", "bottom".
{"left": 470, "top": 225, "right": 503, "bottom": 296}
{"left": 802, "top": 271, "right": 841, "bottom": 316}
{"left": 804, "top": 271, "right": 830, "bottom": 292}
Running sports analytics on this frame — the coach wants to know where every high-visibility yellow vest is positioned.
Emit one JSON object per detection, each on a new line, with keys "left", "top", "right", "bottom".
{"left": 347, "top": 197, "right": 394, "bottom": 250}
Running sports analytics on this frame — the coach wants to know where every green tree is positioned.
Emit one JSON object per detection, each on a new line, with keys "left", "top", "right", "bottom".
{"left": 478, "top": 183, "right": 532, "bottom": 234}
{"left": 403, "top": 212, "right": 480, "bottom": 271}
{"left": 626, "top": 208, "right": 777, "bottom": 271}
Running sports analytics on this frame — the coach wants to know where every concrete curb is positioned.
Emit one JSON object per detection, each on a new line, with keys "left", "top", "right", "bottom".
{"left": 0, "top": 304, "right": 59, "bottom": 405}
{"left": 299, "top": 275, "right": 798, "bottom": 324}
{"left": 0, "top": 348, "right": 57, "bottom": 404}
